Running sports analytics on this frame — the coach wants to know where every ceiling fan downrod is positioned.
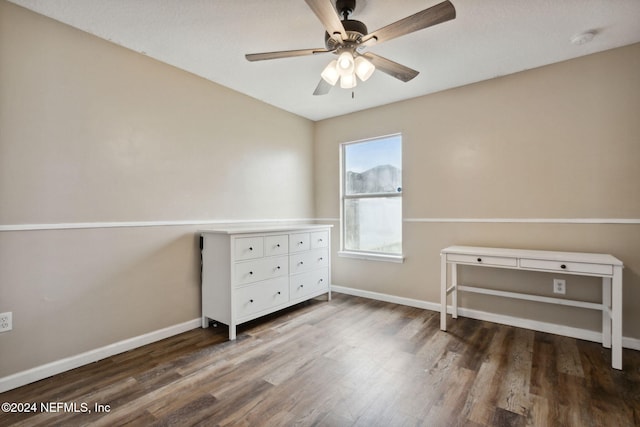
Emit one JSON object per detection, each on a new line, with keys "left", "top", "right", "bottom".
{"left": 336, "top": 0, "right": 355, "bottom": 20}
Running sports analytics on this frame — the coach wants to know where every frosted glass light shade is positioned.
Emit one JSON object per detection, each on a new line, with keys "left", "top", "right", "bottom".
{"left": 321, "top": 60, "right": 339, "bottom": 85}
{"left": 336, "top": 51, "right": 355, "bottom": 76}
{"left": 340, "top": 73, "right": 357, "bottom": 89}
{"left": 354, "top": 56, "right": 375, "bottom": 81}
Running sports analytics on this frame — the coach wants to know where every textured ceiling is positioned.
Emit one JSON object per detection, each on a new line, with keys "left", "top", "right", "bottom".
{"left": 8, "top": 0, "right": 640, "bottom": 121}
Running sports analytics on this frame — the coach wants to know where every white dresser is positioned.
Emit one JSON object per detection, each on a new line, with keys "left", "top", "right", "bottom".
{"left": 200, "top": 224, "right": 332, "bottom": 340}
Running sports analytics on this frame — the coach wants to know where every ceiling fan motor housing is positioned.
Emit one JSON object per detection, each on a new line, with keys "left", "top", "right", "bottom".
{"left": 324, "top": 19, "right": 368, "bottom": 49}
{"left": 324, "top": 0, "right": 367, "bottom": 50}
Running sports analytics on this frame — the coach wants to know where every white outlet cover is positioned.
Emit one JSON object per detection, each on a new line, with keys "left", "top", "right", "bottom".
{"left": 553, "top": 279, "right": 566, "bottom": 294}
{"left": 0, "top": 312, "right": 12, "bottom": 332}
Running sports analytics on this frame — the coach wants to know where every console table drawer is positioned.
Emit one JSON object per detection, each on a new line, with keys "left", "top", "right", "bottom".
{"left": 447, "top": 253, "right": 517, "bottom": 268}
{"left": 520, "top": 258, "right": 613, "bottom": 275}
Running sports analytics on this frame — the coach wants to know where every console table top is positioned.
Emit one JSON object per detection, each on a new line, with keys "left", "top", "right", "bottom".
{"left": 441, "top": 245, "right": 623, "bottom": 266}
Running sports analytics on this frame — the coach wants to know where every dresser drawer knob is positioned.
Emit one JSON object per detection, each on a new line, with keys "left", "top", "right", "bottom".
{"left": 561, "top": 264, "right": 567, "bottom": 269}
{"left": 299, "top": 261, "right": 304, "bottom": 265}
{"left": 319, "top": 279, "right": 324, "bottom": 282}
{"left": 249, "top": 299, "right": 254, "bottom": 303}
{"left": 300, "top": 284, "right": 304, "bottom": 288}
{"left": 276, "top": 266, "right": 281, "bottom": 270}
{"left": 299, "top": 241, "right": 304, "bottom": 245}
{"left": 249, "top": 247, "right": 253, "bottom": 251}
{"left": 477, "top": 258, "right": 482, "bottom": 263}
{"left": 249, "top": 271, "right": 253, "bottom": 275}
{"left": 319, "top": 257, "right": 323, "bottom": 261}
{"left": 276, "top": 244, "right": 280, "bottom": 247}
{"left": 277, "top": 291, "right": 281, "bottom": 295}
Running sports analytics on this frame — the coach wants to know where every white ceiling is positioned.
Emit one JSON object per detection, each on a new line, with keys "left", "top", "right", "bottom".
{"left": 8, "top": 0, "right": 640, "bottom": 121}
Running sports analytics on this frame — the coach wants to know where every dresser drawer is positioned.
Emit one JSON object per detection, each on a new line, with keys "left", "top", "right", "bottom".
{"left": 290, "top": 248, "right": 329, "bottom": 275}
{"left": 265, "top": 235, "right": 288, "bottom": 256}
{"left": 290, "top": 268, "right": 329, "bottom": 300}
{"left": 447, "top": 253, "right": 517, "bottom": 268}
{"left": 310, "top": 231, "right": 329, "bottom": 249}
{"left": 234, "top": 237, "right": 264, "bottom": 260}
{"left": 519, "top": 258, "right": 613, "bottom": 275}
{"left": 234, "top": 255, "right": 289, "bottom": 285}
{"left": 289, "top": 233, "right": 310, "bottom": 253}
{"left": 235, "top": 277, "right": 289, "bottom": 319}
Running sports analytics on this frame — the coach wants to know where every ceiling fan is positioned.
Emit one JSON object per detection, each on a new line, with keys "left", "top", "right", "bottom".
{"left": 245, "top": 0, "right": 456, "bottom": 95}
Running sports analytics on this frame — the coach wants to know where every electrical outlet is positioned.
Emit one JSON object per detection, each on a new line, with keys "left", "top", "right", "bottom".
{"left": 0, "top": 312, "right": 12, "bottom": 332}
{"left": 553, "top": 279, "right": 566, "bottom": 295}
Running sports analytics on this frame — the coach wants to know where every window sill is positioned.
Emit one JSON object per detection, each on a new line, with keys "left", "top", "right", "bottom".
{"left": 338, "top": 251, "right": 405, "bottom": 263}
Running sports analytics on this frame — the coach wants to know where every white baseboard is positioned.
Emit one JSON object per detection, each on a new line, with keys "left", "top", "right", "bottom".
{"left": 331, "top": 285, "right": 640, "bottom": 351}
{"left": 0, "top": 318, "right": 201, "bottom": 394}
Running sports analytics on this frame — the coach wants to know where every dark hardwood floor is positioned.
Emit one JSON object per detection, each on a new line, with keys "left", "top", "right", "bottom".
{"left": 1, "top": 293, "right": 639, "bottom": 426}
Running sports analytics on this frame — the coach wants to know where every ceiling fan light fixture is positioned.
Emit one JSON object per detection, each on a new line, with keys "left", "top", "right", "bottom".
{"left": 336, "top": 51, "right": 355, "bottom": 76}
{"left": 321, "top": 60, "right": 340, "bottom": 85}
{"left": 340, "top": 73, "right": 357, "bottom": 89}
{"left": 354, "top": 56, "right": 375, "bottom": 81}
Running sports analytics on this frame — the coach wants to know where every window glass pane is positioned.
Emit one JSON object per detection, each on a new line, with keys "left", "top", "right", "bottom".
{"left": 344, "top": 135, "right": 402, "bottom": 195}
{"left": 344, "top": 197, "right": 402, "bottom": 254}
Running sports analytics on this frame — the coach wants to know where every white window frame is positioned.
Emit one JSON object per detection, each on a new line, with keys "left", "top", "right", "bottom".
{"left": 338, "top": 134, "right": 404, "bottom": 263}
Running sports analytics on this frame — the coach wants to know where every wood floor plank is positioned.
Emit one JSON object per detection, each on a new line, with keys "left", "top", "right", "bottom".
{"left": 551, "top": 334, "right": 585, "bottom": 378}
{"left": 1, "top": 293, "right": 639, "bottom": 427}
{"left": 464, "top": 326, "right": 510, "bottom": 425}
{"left": 494, "top": 328, "right": 534, "bottom": 416}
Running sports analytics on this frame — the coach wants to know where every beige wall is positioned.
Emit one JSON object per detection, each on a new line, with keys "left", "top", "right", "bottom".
{"left": 0, "top": 1, "right": 314, "bottom": 376}
{"left": 314, "top": 43, "right": 640, "bottom": 338}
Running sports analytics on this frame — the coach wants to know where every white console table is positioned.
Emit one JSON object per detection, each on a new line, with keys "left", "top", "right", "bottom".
{"left": 440, "top": 246, "right": 624, "bottom": 370}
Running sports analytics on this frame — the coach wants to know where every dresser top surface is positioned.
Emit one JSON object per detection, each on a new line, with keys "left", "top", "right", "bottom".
{"left": 200, "top": 224, "right": 332, "bottom": 235}
{"left": 442, "top": 245, "right": 623, "bottom": 266}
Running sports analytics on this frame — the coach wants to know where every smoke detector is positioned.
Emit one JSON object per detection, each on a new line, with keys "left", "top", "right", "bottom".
{"left": 570, "top": 30, "right": 596, "bottom": 45}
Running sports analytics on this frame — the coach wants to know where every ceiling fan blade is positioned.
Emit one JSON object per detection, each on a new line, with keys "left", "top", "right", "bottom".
{"left": 362, "top": 53, "right": 419, "bottom": 82}
{"left": 246, "top": 48, "right": 330, "bottom": 62}
{"left": 362, "top": 0, "right": 456, "bottom": 45}
{"left": 305, "top": 0, "right": 347, "bottom": 41}
{"left": 313, "top": 78, "right": 333, "bottom": 96}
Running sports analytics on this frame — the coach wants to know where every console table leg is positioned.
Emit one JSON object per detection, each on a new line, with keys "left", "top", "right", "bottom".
{"left": 440, "top": 254, "right": 447, "bottom": 331}
{"left": 611, "top": 267, "right": 623, "bottom": 370}
{"left": 602, "top": 277, "right": 612, "bottom": 349}
{"left": 451, "top": 264, "right": 458, "bottom": 319}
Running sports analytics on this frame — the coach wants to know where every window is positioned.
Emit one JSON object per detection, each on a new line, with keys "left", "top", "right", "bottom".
{"left": 340, "top": 134, "right": 403, "bottom": 261}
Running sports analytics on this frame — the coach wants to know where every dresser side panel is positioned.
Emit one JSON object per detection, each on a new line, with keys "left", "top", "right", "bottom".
{"left": 201, "top": 233, "right": 231, "bottom": 324}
